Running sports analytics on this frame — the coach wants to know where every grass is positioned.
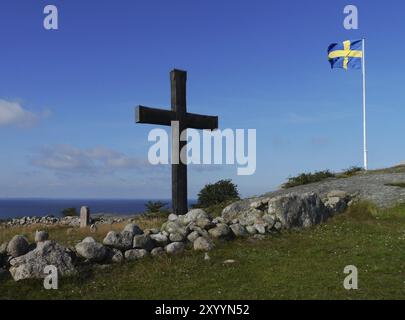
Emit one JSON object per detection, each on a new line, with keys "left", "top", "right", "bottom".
{"left": 1, "top": 202, "right": 405, "bottom": 300}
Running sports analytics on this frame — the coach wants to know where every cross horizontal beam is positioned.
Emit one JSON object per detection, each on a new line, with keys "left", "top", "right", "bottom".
{"left": 136, "top": 105, "right": 218, "bottom": 130}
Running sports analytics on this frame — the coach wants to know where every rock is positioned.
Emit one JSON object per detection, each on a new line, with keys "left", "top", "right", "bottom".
{"left": 75, "top": 239, "right": 108, "bottom": 262}
{"left": 168, "top": 214, "right": 178, "bottom": 221}
{"left": 35, "top": 231, "right": 49, "bottom": 243}
{"left": 268, "top": 193, "right": 330, "bottom": 229}
{"left": 212, "top": 217, "right": 225, "bottom": 224}
{"left": 165, "top": 242, "right": 185, "bottom": 255}
{"left": 273, "top": 221, "right": 282, "bottom": 231}
{"left": 193, "top": 237, "right": 214, "bottom": 252}
{"left": 195, "top": 218, "right": 215, "bottom": 230}
{"left": 262, "top": 215, "right": 275, "bottom": 228}
{"left": 222, "top": 201, "right": 252, "bottom": 222}
{"left": 125, "top": 249, "right": 149, "bottom": 261}
{"left": 123, "top": 223, "right": 143, "bottom": 235}
{"left": 7, "top": 235, "right": 29, "bottom": 258}
{"left": 204, "top": 253, "right": 210, "bottom": 261}
{"left": 187, "top": 231, "right": 201, "bottom": 243}
{"left": 90, "top": 224, "right": 97, "bottom": 233}
{"left": 254, "top": 224, "right": 267, "bottom": 235}
{"left": 324, "top": 197, "right": 348, "bottom": 213}
{"left": 178, "top": 209, "right": 211, "bottom": 225}
{"left": 133, "top": 234, "right": 156, "bottom": 251}
{"left": 103, "top": 231, "right": 133, "bottom": 251}
{"left": 82, "top": 236, "right": 96, "bottom": 243}
{"left": 107, "top": 248, "right": 124, "bottom": 264}
{"left": 229, "top": 224, "right": 248, "bottom": 237}
{"left": 9, "top": 241, "right": 76, "bottom": 281}
{"left": 327, "top": 190, "right": 349, "bottom": 199}
{"left": 208, "top": 223, "right": 233, "bottom": 240}
{"left": 0, "top": 242, "right": 8, "bottom": 255}
{"left": 245, "top": 225, "right": 257, "bottom": 235}
{"left": 80, "top": 206, "right": 91, "bottom": 228}
{"left": 250, "top": 198, "right": 270, "bottom": 211}
{"left": 150, "top": 233, "right": 169, "bottom": 247}
{"left": 169, "top": 232, "right": 185, "bottom": 242}
{"left": 151, "top": 247, "right": 164, "bottom": 257}
{"left": 162, "top": 221, "right": 188, "bottom": 237}
{"left": 324, "top": 191, "right": 351, "bottom": 213}
{"left": 223, "top": 259, "right": 236, "bottom": 264}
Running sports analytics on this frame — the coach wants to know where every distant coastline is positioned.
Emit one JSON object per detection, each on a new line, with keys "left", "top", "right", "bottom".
{"left": 0, "top": 198, "right": 197, "bottom": 219}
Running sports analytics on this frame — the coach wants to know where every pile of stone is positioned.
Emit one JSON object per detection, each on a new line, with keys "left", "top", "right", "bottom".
{"left": 0, "top": 191, "right": 352, "bottom": 282}
{"left": 2, "top": 215, "right": 129, "bottom": 229}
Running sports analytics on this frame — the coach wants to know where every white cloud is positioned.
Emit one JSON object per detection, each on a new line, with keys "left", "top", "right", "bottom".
{"left": 30, "top": 144, "right": 151, "bottom": 175}
{"left": 0, "top": 99, "right": 40, "bottom": 127}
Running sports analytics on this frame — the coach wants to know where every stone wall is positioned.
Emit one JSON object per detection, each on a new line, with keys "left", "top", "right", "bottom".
{"left": 0, "top": 191, "right": 352, "bottom": 282}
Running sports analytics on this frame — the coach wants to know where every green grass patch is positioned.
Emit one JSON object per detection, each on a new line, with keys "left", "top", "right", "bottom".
{"left": 2, "top": 202, "right": 405, "bottom": 300}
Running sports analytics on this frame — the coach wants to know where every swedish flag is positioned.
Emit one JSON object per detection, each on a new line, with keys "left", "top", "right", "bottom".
{"left": 328, "top": 40, "right": 363, "bottom": 70}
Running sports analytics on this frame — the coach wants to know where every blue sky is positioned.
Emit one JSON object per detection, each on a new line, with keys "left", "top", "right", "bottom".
{"left": 1, "top": 0, "right": 405, "bottom": 199}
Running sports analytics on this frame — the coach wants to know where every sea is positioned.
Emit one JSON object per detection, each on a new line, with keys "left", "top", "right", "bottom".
{"left": 0, "top": 199, "right": 197, "bottom": 220}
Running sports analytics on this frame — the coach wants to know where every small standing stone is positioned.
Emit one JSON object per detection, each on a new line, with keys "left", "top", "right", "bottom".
{"left": 35, "top": 230, "right": 49, "bottom": 243}
{"left": 80, "top": 206, "right": 90, "bottom": 228}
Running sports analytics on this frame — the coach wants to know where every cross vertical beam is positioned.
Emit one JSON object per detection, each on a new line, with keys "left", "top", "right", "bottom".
{"left": 171, "top": 69, "right": 188, "bottom": 215}
{"left": 135, "top": 69, "right": 218, "bottom": 216}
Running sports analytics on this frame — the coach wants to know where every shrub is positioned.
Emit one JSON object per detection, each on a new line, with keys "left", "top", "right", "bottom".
{"left": 196, "top": 179, "right": 240, "bottom": 208}
{"left": 282, "top": 170, "right": 335, "bottom": 189}
{"left": 385, "top": 182, "right": 405, "bottom": 188}
{"left": 342, "top": 166, "right": 364, "bottom": 177}
{"left": 61, "top": 208, "right": 78, "bottom": 217}
{"left": 145, "top": 201, "right": 168, "bottom": 214}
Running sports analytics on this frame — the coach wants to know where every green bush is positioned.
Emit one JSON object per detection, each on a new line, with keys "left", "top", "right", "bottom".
{"left": 196, "top": 179, "right": 240, "bottom": 208}
{"left": 342, "top": 166, "right": 364, "bottom": 177}
{"left": 385, "top": 182, "right": 405, "bottom": 188}
{"left": 282, "top": 170, "right": 335, "bottom": 189}
{"left": 61, "top": 208, "right": 78, "bottom": 217}
{"left": 145, "top": 201, "right": 168, "bottom": 214}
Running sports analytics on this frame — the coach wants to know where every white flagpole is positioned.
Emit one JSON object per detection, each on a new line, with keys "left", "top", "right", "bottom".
{"left": 362, "top": 38, "right": 368, "bottom": 171}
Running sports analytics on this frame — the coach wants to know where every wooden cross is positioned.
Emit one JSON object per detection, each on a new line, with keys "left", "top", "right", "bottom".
{"left": 136, "top": 69, "right": 218, "bottom": 215}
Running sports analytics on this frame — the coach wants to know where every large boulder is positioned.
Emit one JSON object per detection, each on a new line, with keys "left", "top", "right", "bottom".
{"left": 75, "top": 238, "right": 108, "bottom": 262}
{"left": 103, "top": 231, "right": 133, "bottom": 251}
{"left": 7, "top": 235, "right": 30, "bottom": 258}
{"left": 268, "top": 193, "right": 330, "bottom": 229}
{"left": 9, "top": 240, "right": 76, "bottom": 281}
